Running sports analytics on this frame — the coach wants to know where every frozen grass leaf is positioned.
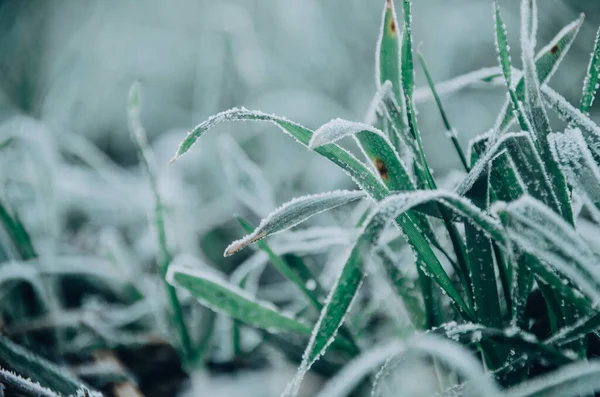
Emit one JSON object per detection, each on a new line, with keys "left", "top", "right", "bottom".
{"left": 549, "top": 128, "right": 600, "bottom": 203}
{"left": 505, "top": 361, "right": 600, "bottom": 397}
{"left": 225, "top": 190, "right": 366, "bottom": 256}
{"left": 310, "top": 118, "right": 414, "bottom": 191}
{"left": 495, "top": 14, "right": 584, "bottom": 133}
{"left": 580, "top": 26, "right": 600, "bottom": 114}
{"left": 376, "top": 0, "right": 402, "bottom": 102}
{"left": 0, "top": 334, "right": 93, "bottom": 396}
{"left": 0, "top": 367, "right": 58, "bottom": 397}
{"left": 494, "top": 196, "right": 600, "bottom": 304}
{"left": 167, "top": 265, "right": 313, "bottom": 336}
{"left": 400, "top": 0, "right": 415, "bottom": 98}
{"left": 520, "top": 3, "right": 573, "bottom": 223}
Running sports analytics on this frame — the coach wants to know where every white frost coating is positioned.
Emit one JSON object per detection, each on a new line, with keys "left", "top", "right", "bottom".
{"left": 217, "top": 134, "right": 276, "bottom": 217}
{"left": 542, "top": 85, "right": 600, "bottom": 158}
{"left": 549, "top": 128, "right": 600, "bottom": 203}
{"left": 309, "top": 118, "right": 388, "bottom": 149}
{"left": 166, "top": 264, "right": 309, "bottom": 331}
{"left": 413, "top": 67, "right": 504, "bottom": 103}
{"left": 224, "top": 190, "right": 365, "bottom": 256}
{"left": 535, "top": 14, "right": 584, "bottom": 68}
{"left": 364, "top": 81, "right": 392, "bottom": 126}
{"left": 505, "top": 361, "right": 600, "bottom": 397}
{"left": 496, "top": 195, "right": 600, "bottom": 304}
{"left": 0, "top": 367, "right": 59, "bottom": 397}
{"left": 374, "top": 0, "right": 401, "bottom": 91}
{"left": 458, "top": 131, "right": 529, "bottom": 196}
{"left": 313, "top": 341, "right": 406, "bottom": 397}
{"left": 522, "top": 0, "right": 538, "bottom": 50}
{"left": 407, "top": 336, "right": 501, "bottom": 397}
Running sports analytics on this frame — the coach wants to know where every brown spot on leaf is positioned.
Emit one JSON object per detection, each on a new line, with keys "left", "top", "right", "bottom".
{"left": 550, "top": 44, "right": 559, "bottom": 54}
{"left": 390, "top": 18, "right": 396, "bottom": 35}
{"left": 374, "top": 158, "right": 389, "bottom": 181}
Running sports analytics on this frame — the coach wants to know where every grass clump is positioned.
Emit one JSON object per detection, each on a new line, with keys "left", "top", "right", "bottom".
{"left": 3, "top": 0, "right": 600, "bottom": 396}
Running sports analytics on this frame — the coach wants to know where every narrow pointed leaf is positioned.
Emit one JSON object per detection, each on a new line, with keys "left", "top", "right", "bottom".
{"left": 167, "top": 265, "right": 312, "bottom": 335}
{"left": 225, "top": 190, "right": 365, "bottom": 256}
{"left": 376, "top": 0, "right": 402, "bottom": 102}
{"left": 580, "top": 26, "right": 600, "bottom": 114}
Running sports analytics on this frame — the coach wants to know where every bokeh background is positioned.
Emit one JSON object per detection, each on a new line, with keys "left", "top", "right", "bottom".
{"left": 1, "top": 0, "right": 600, "bottom": 396}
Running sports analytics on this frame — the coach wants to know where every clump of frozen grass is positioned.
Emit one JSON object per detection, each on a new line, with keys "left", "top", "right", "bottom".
{"left": 3, "top": 0, "right": 600, "bottom": 396}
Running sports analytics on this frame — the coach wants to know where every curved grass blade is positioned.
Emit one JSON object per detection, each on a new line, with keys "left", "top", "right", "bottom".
{"left": 504, "top": 361, "right": 600, "bottom": 397}
{"left": 549, "top": 128, "right": 600, "bottom": 203}
{"left": 128, "top": 82, "right": 192, "bottom": 358}
{"left": 370, "top": 81, "right": 414, "bottom": 153}
{"left": 309, "top": 119, "right": 413, "bottom": 192}
{"left": 495, "top": 14, "right": 584, "bottom": 133}
{"left": 580, "top": 26, "right": 600, "bottom": 114}
{"left": 494, "top": 196, "right": 600, "bottom": 305}
{"left": 413, "top": 66, "right": 503, "bottom": 103}
{"left": 167, "top": 265, "right": 313, "bottom": 336}
{"left": 547, "top": 311, "right": 600, "bottom": 346}
{"left": 542, "top": 86, "right": 600, "bottom": 164}
{"left": 523, "top": 0, "right": 538, "bottom": 49}
{"left": 520, "top": 5, "right": 573, "bottom": 223}
{"left": 376, "top": 0, "right": 402, "bottom": 102}
{"left": 0, "top": 334, "right": 94, "bottom": 396}
{"left": 225, "top": 190, "right": 366, "bottom": 256}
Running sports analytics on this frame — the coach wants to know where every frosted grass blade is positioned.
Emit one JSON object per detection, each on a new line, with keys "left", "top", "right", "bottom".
{"left": 0, "top": 334, "right": 94, "bottom": 396}
{"left": 495, "top": 14, "right": 584, "bottom": 133}
{"left": 549, "top": 128, "right": 600, "bottom": 203}
{"left": 542, "top": 86, "right": 600, "bottom": 165}
{"left": 495, "top": 196, "right": 600, "bottom": 304}
{"left": 520, "top": 5, "right": 573, "bottom": 223}
{"left": 309, "top": 119, "right": 414, "bottom": 192}
{"left": 400, "top": 0, "right": 415, "bottom": 98}
{"left": 580, "top": 26, "right": 600, "bottom": 114}
{"left": 169, "top": 108, "right": 389, "bottom": 202}
{"left": 224, "top": 190, "right": 366, "bottom": 256}
{"left": 413, "top": 66, "right": 504, "bottom": 103}
{"left": 167, "top": 265, "right": 313, "bottom": 336}
{"left": 376, "top": 0, "right": 402, "bottom": 102}
{"left": 505, "top": 361, "right": 600, "bottom": 397}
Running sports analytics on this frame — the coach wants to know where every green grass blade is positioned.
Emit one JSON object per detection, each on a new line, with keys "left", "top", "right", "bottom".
{"left": 400, "top": 0, "right": 415, "bottom": 98}
{"left": 0, "top": 200, "right": 36, "bottom": 260}
{"left": 495, "top": 14, "right": 584, "bottom": 133}
{"left": 225, "top": 190, "right": 365, "bottom": 256}
{"left": 376, "top": 0, "right": 402, "bottom": 102}
{"left": 580, "top": 26, "right": 600, "bottom": 114}
{"left": 418, "top": 52, "right": 469, "bottom": 171}
{"left": 495, "top": 196, "right": 600, "bottom": 304}
{"left": 520, "top": 5, "right": 573, "bottom": 223}
{"left": 547, "top": 312, "right": 600, "bottom": 346}
{"left": 167, "top": 265, "right": 313, "bottom": 335}
{"left": 375, "top": 81, "right": 415, "bottom": 153}
{"left": 169, "top": 108, "right": 390, "bottom": 201}
{"left": 309, "top": 119, "right": 414, "bottom": 192}
{"left": 505, "top": 361, "right": 600, "bottom": 397}
{"left": 128, "top": 82, "right": 192, "bottom": 359}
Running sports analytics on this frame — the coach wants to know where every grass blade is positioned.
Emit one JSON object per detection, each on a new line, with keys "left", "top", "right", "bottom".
{"left": 224, "top": 190, "right": 365, "bottom": 256}
{"left": 0, "top": 200, "right": 36, "bottom": 260}
{"left": 580, "top": 26, "right": 600, "bottom": 114}
{"left": 309, "top": 119, "right": 414, "bottom": 192}
{"left": 549, "top": 128, "right": 600, "bottom": 203}
{"left": 495, "top": 196, "right": 600, "bottom": 305}
{"left": 504, "top": 361, "right": 600, "bottom": 397}
{"left": 167, "top": 265, "right": 313, "bottom": 336}
{"left": 418, "top": 52, "right": 469, "bottom": 171}
{"left": 128, "top": 82, "right": 192, "bottom": 359}
{"left": 495, "top": 13, "right": 584, "bottom": 133}
{"left": 376, "top": 0, "right": 402, "bottom": 102}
